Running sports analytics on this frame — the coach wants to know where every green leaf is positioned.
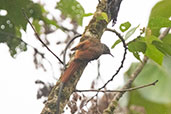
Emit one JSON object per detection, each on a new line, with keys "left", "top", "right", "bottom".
{"left": 163, "top": 34, "right": 171, "bottom": 45}
{"left": 32, "top": 20, "right": 41, "bottom": 34}
{"left": 145, "top": 35, "right": 160, "bottom": 43}
{"left": 162, "top": 34, "right": 171, "bottom": 56}
{"left": 128, "top": 40, "right": 146, "bottom": 61}
{"left": 128, "top": 91, "right": 171, "bottom": 114}
{"left": 152, "top": 40, "right": 171, "bottom": 56}
{"left": 143, "top": 35, "right": 164, "bottom": 65}
{"left": 163, "top": 56, "right": 171, "bottom": 75}
{"left": 96, "top": 12, "right": 109, "bottom": 22}
{"left": 125, "top": 24, "right": 139, "bottom": 40}
{"left": 148, "top": 17, "right": 171, "bottom": 29}
{"left": 126, "top": 59, "right": 171, "bottom": 104}
{"left": 0, "top": 0, "right": 52, "bottom": 57}
{"left": 83, "top": 13, "right": 93, "bottom": 17}
{"left": 148, "top": 0, "right": 171, "bottom": 36}
{"left": 56, "top": 0, "right": 85, "bottom": 26}
{"left": 119, "top": 21, "right": 131, "bottom": 32}
{"left": 127, "top": 37, "right": 146, "bottom": 61}
{"left": 128, "top": 39, "right": 146, "bottom": 53}
{"left": 145, "top": 44, "right": 164, "bottom": 65}
{"left": 101, "top": 12, "right": 108, "bottom": 22}
{"left": 111, "top": 39, "right": 121, "bottom": 49}
{"left": 112, "top": 24, "right": 139, "bottom": 49}
{"left": 127, "top": 35, "right": 165, "bottom": 64}
{"left": 132, "top": 51, "right": 142, "bottom": 62}
{"left": 42, "top": 17, "right": 59, "bottom": 28}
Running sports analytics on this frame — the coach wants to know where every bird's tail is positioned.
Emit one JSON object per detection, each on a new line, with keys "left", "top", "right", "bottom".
{"left": 61, "top": 60, "right": 80, "bottom": 83}
{"left": 56, "top": 60, "right": 80, "bottom": 114}
{"left": 56, "top": 82, "right": 64, "bottom": 114}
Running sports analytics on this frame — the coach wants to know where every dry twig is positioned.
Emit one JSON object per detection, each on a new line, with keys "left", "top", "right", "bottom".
{"left": 22, "top": 9, "right": 64, "bottom": 65}
{"left": 75, "top": 80, "right": 158, "bottom": 93}
{"left": 103, "top": 27, "right": 171, "bottom": 113}
{"left": 63, "top": 34, "right": 82, "bottom": 67}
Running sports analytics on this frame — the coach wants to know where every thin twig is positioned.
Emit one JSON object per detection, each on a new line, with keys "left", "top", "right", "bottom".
{"left": 0, "top": 30, "right": 55, "bottom": 73}
{"left": 22, "top": 9, "right": 64, "bottom": 65}
{"left": 75, "top": 80, "right": 158, "bottom": 92}
{"left": 41, "top": 0, "right": 123, "bottom": 113}
{"left": 63, "top": 34, "right": 82, "bottom": 67}
{"left": 103, "top": 56, "right": 148, "bottom": 113}
{"left": 84, "top": 29, "right": 127, "bottom": 105}
{"left": 159, "top": 27, "right": 171, "bottom": 40}
{"left": 104, "top": 27, "right": 171, "bottom": 113}
{"left": 100, "top": 28, "right": 127, "bottom": 89}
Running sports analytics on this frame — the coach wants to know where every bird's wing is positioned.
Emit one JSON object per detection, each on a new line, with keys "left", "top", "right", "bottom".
{"left": 71, "top": 40, "right": 90, "bottom": 51}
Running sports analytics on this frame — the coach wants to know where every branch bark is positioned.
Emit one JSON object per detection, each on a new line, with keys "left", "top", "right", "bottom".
{"left": 41, "top": 0, "right": 123, "bottom": 113}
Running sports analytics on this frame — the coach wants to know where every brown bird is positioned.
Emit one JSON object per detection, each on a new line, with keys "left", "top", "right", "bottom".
{"left": 56, "top": 38, "right": 113, "bottom": 114}
{"left": 61, "top": 38, "right": 113, "bottom": 82}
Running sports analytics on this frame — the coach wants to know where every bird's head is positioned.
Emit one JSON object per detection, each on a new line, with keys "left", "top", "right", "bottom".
{"left": 102, "top": 44, "right": 114, "bottom": 57}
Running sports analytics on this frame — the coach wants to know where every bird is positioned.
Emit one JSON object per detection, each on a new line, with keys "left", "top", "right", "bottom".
{"left": 56, "top": 38, "right": 113, "bottom": 114}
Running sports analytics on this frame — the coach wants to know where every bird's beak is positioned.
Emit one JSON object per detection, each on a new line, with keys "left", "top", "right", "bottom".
{"left": 109, "top": 53, "right": 114, "bottom": 57}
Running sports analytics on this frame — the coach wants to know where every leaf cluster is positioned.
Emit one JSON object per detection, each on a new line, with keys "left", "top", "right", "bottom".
{"left": 112, "top": 0, "right": 171, "bottom": 65}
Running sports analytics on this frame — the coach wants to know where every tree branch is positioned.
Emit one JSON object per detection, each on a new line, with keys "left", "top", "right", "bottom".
{"left": 41, "top": 0, "right": 123, "bottom": 113}
{"left": 103, "top": 56, "right": 148, "bottom": 114}
{"left": 22, "top": 9, "right": 64, "bottom": 65}
{"left": 103, "top": 27, "right": 171, "bottom": 114}
{"left": 159, "top": 27, "right": 171, "bottom": 40}
{"left": 83, "top": 29, "right": 127, "bottom": 106}
{"left": 75, "top": 80, "right": 158, "bottom": 93}
{"left": 99, "top": 28, "right": 127, "bottom": 89}
{"left": 63, "top": 34, "right": 82, "bottom": 67}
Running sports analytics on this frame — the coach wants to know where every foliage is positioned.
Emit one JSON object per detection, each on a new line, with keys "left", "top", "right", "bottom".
{"left": 112, "top": 22, "right": 139, "bottom": 49}
{"left": 56, "top": 0, "right": 85, "bottom": 26}
{"left": 96, "top": 12, "right": 109, "bottom": 22}
{"left": 112, "top": 0, "right": 171, "bottom": 65}
{"left": 128, "top": 35, "right": 165, "bottom": 65}
{"left": 1, "top": 0, "right": 171, "bottom": 113}
{"left": 148, "top": 0, "right": 171, "bottom": 37}
{"left": 0, "top": 0, "right": 57, "bottom": 57}
{"left": 0, "top": 0, "right": 85, "bottom": 57}
{"left": 125, "top": 56, "right": 171, "bottom": 113}
{"left": 112, "top": 0, "right": 171, "bottom": 113}
{"left": 119, "top": 21, "right": 131, "bottom": 32}
{"left": 128, "top": 91, "right": 171, "bottom": 114}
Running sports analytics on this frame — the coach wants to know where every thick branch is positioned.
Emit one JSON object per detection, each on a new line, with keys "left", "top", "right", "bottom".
{"left": 41, "top": 0, "right": 123, "bottom": 113}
